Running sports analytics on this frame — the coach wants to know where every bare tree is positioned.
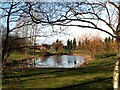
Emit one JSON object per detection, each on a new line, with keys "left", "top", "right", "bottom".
{"left": 26, "top": 1, "right": 120, "bottom": 89}
{"left": 0, "top": 2, "right": 68, "bottom": 66}
{"left": 52, "top": 39, "right": 64, "bottom": 53}
{"left": 0, "top": 2, "right": 33, "bottom": 66}
{"left": 79, "top": 33, "right": 103, "bottom": 59}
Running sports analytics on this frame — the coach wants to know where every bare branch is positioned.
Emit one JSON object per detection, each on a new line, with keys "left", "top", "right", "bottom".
{"left": 51, "top": 23, "right": 116, "bottom": 38}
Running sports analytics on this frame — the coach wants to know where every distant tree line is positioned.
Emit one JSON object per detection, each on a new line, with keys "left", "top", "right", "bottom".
{"left": 67, "top": 38, "right": 77, "bottom": 50}
{"left": 50, "top": 36, "right": 117, "bottom": 58}
{"left": 65, "top": 36, "right": 117, "bottom": 59}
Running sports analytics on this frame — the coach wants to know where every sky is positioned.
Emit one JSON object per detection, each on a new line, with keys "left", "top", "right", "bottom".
{"left": 0, "top": 1, "right": 114, "bottom": 45}
{"left": 1, "top": 0, "right": 119, "bottom": 2}
{"left": 36, "top": 25, "right": 111, "bottom": 45}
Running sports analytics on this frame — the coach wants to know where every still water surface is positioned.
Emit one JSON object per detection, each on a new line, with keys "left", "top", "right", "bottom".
{"left": 28, "top": 55, "right": 84, "bottom": 68}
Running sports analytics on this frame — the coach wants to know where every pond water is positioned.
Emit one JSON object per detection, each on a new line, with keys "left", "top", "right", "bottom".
{"left": 27, "top": 55, "right": 84, "bottom": 68}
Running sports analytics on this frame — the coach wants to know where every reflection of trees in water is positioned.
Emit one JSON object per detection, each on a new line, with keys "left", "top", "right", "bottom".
{"left": 74, "top": 61, "right": 76, "bottom": 64}
{"left": 38, "top": 56, "right": 49, "bottom": 67}
{"left": 68, "top": 56, "right": 77, "bottom": 67}
{"left": 53, "top": 55, "right": 62, "bottom": 67}
{"left": 40, "top": 56, "right": 49, "bottom": 62}
{"left": 27, "top": 58, "right": 37, "bottom": 67}
{"left": 33, "top": 56, "right": 49, "bottom": 67}
{"left": 27, "top": 55, "right": 83, "bottom": 68}
{"left": 68, "top": 60, "right": 77, "bottom": 67}
{"left": 27, "top": 56, "right": 49, "bottom": 67}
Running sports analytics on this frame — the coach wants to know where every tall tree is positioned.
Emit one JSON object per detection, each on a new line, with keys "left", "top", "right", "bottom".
{"left": 67, "top": 39, "right": 73, "bottom": 50}
{"left": 78, "top": 41, "right": 82, "bottom": 49}
{"left": 104, "top": 36, "right": 117, "bottom": 53}
{"left": 1, "top": 2, "right": 65, "bottom": 66}
{"left": 0, "top": 2, "right": 31, "bottom": 66}
{"left": 73, "top": 38, "right": 76, "bottom": 50}
{"left": 52, "top": 39, "right": 63, "bottom": 53}
{"left": 67, "top": 39, "right": 70, "bottom": 50}
{"left": 70, "top": 40, "right": 73, "bottom": 50}
{"left": 104, "top": 37, "right": 110, "bottom": 52}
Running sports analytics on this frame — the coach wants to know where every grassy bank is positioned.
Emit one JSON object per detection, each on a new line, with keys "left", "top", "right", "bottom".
{"left": 3, "top": 55, "right": 115, "bottom": 89}
{"left": 8, "top": 50, "right": 86, "bottom": 61}
{"left": 9, "top": 53, "right": 33, "bottom": 61}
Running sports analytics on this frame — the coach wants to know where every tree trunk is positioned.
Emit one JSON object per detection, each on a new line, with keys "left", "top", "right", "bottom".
{"left": 113, "top": 38, "right": 120, "bottom": 90}
{"left": 2, "top": 3, "right": 13, "bottom": 66}
{"left": 113, "top": 60, "right": 120, "bottom": 89}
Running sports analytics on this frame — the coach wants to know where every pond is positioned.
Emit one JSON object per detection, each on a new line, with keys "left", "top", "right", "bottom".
{"left": 27, "top": 55, "right": 84, "bottom": 68}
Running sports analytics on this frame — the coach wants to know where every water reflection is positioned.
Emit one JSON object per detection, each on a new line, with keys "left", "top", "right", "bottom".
{"left": 28, "top": 55, "right": 84, "bottom": 68}
{"left": 53, "top": 55, "right": 62, "bottom": 67}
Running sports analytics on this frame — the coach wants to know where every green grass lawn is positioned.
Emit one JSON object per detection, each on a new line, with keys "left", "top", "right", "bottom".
{"left": 9, "top": 53, "right": 32, "bottom": 60}
{"left": 8, "top": 50, "right": 91, "bottom": 61}
{"left": 9, "top": 52, "right": 40, "bottom": 61}
{"left": 3, "top": 55, "right": 115, "bottom": 89}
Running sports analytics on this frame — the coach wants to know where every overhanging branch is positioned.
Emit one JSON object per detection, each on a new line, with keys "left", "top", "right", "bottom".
{"left": 51, "top": 23, "right": 116, "bottom": 38}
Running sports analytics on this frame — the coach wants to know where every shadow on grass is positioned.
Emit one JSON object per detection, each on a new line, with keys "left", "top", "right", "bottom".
{"left": 3, "top": 62, "right": 114, "bottom": 80}
{"left": 3, "top": 57, "right": 115, "bottom": 89}
{"left": 2, "top": 77, "right": 113, "bottom": 90}
{"left": 60, "top": 77, "right": 113, "bottom": 90}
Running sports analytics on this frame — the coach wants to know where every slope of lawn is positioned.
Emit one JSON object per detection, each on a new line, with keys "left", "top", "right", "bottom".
{"left": 3, "top": 54, "right": 115, "bottom": 89}
{"left": 9, "top": 53, "right": 34, "bottom": 61}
